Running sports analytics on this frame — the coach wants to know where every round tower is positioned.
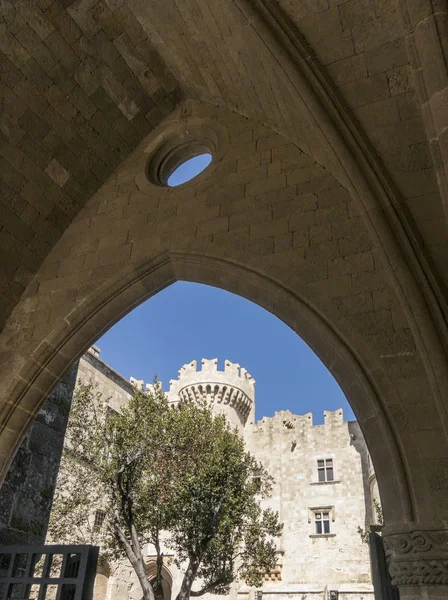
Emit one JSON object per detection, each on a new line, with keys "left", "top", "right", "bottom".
{"left": 168, "top": 359, "right": 255, "bottom": 435}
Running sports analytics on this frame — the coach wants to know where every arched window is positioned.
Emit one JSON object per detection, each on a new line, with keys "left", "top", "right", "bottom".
{"left": 146, "top": 560, "right": 173, "bottom": 600}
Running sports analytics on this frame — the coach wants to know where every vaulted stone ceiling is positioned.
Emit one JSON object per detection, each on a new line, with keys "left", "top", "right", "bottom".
{"left": 0, "top": 0, "right": 183, "bottom": 329}
{"left": 1, "top": 0, "right": 448, "bottom": 548}
{"left": 1, "top": 0, "right": 447, "bottom": 332}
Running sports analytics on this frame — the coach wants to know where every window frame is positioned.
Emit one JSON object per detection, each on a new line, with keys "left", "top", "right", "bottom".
{"left": 317, "top": 457, "right": 334, "bottom": 482}
{"left": 312, "top": 455, "right": 339, "bottom": 485}
{"left": 93, "top": 509, "right": 106, "bottom": 532}
{"left": 314, "top": 510, "right": 331, "bottom": 535}
{"left": 308, "top": 506, "right": 336, "bottom": 537}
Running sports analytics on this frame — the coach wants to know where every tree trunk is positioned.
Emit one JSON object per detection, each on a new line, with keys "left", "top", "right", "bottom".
{"left": 134, "top": 557, "right": 156, "bottom": 600}
{"left": 113, "top": 520, "right": 156, "bottom": 600}
{"left": 176, "top": 560, "right": 199, "bottom": 600}
{"left": 154, "top": 537, "right": 164, "bottom": 600}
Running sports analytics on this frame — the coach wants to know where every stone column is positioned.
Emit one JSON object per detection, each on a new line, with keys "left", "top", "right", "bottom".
{"left": 383, "top": 524, "right": 448, "bottom": 598}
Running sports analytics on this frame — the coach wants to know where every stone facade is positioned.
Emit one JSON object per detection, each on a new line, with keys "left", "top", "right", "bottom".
{"left": 0, "top": 362, "right": 78, "bottom": 544}
{"left": 67, "top": 347, "right": 377, "bottom": 600}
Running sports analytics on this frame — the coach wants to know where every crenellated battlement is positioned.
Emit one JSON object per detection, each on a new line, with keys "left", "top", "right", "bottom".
{"left": 129, "top": 377, "right": 160, "bottom": 395}
{"left": 174, "top": 359, "right": 255, "bottom": 388}
{"left": 168, "top": 359, "right": 255, "bottom": 432}
{"left": 254, "top": 408, "right": 345, "bottom": 432}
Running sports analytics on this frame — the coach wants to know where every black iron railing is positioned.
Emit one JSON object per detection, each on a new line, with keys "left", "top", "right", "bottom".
{"left": 0, "top": 545, "right": 99, "bottom": 600}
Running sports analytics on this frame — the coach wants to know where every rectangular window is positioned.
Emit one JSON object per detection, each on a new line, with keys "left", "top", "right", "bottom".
{"left": 317, "top": 458, "right": 334, "bottom": 482}
{"left": 93, "top": 510, "right": 106, "bottom": 531}
{"left": 314, "top": 511, "right": 330, "bottom": 535}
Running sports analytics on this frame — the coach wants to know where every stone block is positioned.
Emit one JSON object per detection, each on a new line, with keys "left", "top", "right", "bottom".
{"left": 287, "top": 164, "right": 326, "bottom": 186}
{"left": 387, "top": 65, "right": 413, "bottom": 96}
{"left": 333, "top": 291, "right": 373, "bottom": 316}
{"left": 227, "top": 165, "right": 267, "bottom": 186}
{"left": 46, "top": 85, "right": 78, "bottom": 120}
{"left": 114, "top": 32, "right": 146, "bottom": 75}
{"left": 352, "top": 9, "right": 402, "bottom": 53}
{"left": 250, "top": 218, "right": 288, "bottom": 241}
{"left": 197, "top": 216, "right": 229, "bottom": 237}
{"left": 274, "top": 232, "right": 293, "bottom": 253}
{"left": 340, "top": 74, "right": 390, "bottom": 109}
{"left": 45, "top": 159, "right": 70, "bottom": 187}
{"left": 349, "top": 308, "right": 393, "bottom": 335}
{"left": 326, "top": 53, "right": 367, "bottom": 86}
{"left": 246, "top": 173, "right": 286, "bottom": 197}
{"left": 16, "top": 1, "right": 55, "bottom": 40}
{"left": 289, "top": 210, "right": 316, "bottom": 231}
{"left": 71, "top": 84, "right": 98, "bottom": 120}
{"left": 15, "top": 23, "right": 58, "bottom": 73}
{"left": 339, "top": 0, "right": 381, "bottom": 29}
{"left": 315, "top": 31, "right": 355, "bottom": 64}
{"left": 328, "top": 251, "right": 374, "bottom": 277}
{"left": 44, "top": 30, "right": 81, "bottom": 71}
{"left": 306, "top": 240, "right": 339, "bottom": 263}
{"left": 315, "top": 203, "right": 348, "bottom": 225}
{"left": 0, "top": 23, "right": 31, "bottom": 67}
{"left": 0, "top": 52, "right": 24, "bottom": 89}
{"left": 293, "top": 228, "right": 310, "bottom": 248}
{"left": 355, "top": 97, "right": 400, "bottom": 129}
{"left": 309, "top": 223, "right": 332, "bottom": 245}
{"left": 312, "top": 274, "right": 352, "bottom": 297}
{"left": 94, "top": 29, "right": 121, "bottom": 66}
{"left": 249, "top": 236, "right": 274, "bottom": 255}
{"left": 273, "top": 197, "right": 316, "bottom": 220}
{"left": 18, "top": 108, "right": 50, "bottom": 140}
{"left": 336, "top": 225, "right": 373, "bottom": 256}
{"left": 67, "top": 0, "right": 103, "bottom": 38}
{"left": 299, "top": 7, "right": 342, "bottom": 44}
{"left": 50, "top": 10, "right": 83, "bottom": 45}
{"left": 0, "top": 156, "right": 27, "bottom": 193}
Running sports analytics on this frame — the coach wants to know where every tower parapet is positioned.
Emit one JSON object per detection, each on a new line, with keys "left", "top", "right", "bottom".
{"left": 168, "top": 359, "right": 255, "bottom": 434}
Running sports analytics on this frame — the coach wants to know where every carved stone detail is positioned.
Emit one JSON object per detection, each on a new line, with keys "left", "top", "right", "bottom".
{"left": 383, "top": 529, "right": 448, "bottom": 585}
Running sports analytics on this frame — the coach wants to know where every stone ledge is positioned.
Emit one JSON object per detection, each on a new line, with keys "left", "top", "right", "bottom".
{"left": 310, "top": 480, "right": 341, "bottom": 485}
{"left": 309, "top": 534, "right": 336, "bottom": 538}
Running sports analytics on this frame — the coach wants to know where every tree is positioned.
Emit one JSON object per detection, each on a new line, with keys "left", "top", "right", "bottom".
{"left": 357, "top": 498, "right": 383, "bottom": 544}
{"left": 48, "top": 381, "right": 282, "bottom": 600}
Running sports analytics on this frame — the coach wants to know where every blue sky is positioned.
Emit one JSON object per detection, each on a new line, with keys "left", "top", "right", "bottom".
{"left": 97, "top": 156, "right": 354, "bottom": 424}
{"left": 168, "top": 154, "right": 212, "bottom": 186}
{"left": 97, "top": 282, "right": 354, "bottom": 425}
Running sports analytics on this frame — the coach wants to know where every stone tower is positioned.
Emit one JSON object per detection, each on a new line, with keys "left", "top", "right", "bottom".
{"left": 167, "top": 358, "right": 255, "bottom": 435}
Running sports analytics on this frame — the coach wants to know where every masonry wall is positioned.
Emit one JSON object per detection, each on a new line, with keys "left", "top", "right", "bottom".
{"left": 76, "top": 346, "right": 134, "bottom": 412}
{"left": 0, "top": 362, "right": 78, "bottom": 544}
{"left": 243, "top": 409, "right": 373, "bottom": 597}
{"left": 0, "top": 346, "right": 134, "bottom": 546}
{"left": 31, "top": 350, "right": 374, "bottom": 600}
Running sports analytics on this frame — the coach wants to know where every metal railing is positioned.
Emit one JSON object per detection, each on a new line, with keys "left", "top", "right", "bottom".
{"left": 0, "top": 545, "right": 99, "bottom": 600}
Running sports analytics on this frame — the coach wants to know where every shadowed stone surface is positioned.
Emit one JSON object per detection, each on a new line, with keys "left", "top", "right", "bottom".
{"left": 0, "top": 362, "right": 78, "bottom": 544}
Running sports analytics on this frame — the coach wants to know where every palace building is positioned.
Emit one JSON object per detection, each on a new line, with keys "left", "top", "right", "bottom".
{"left": 61, "top": 347, "right": 377, "bottom": 600}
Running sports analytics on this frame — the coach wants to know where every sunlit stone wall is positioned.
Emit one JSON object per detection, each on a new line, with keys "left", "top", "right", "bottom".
{"left": 43, "top": 348, "right": 375, "bottom": 599}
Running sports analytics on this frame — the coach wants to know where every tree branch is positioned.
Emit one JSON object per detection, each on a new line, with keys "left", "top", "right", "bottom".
{"left": 113, "top": 513, "right": 137, "bottom": 563}
{"left": 190, "top": 577, "right": 230, "bottom": 597}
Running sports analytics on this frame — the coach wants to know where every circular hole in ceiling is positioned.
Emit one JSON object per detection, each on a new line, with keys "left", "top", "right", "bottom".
{"left": 167, "top": 153, "right": 212, "bottom": 187}
{"left": 145, "top": 120, "right": 228, "bottom": 188}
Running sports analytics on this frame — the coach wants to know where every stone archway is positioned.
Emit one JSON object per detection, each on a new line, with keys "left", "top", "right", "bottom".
{"left": 1, "top": 101, "right": 448, "bottom": 595}
{"left": 146, "top": 560, "right": 173, "bottom": 600}
{"left": 0, "top": 249, "right": 413, "bottom": 524}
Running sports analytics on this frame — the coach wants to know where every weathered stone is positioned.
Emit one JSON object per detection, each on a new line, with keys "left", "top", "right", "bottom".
{"left": 0, "top": 363, "right": 78, "bottom": 543}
